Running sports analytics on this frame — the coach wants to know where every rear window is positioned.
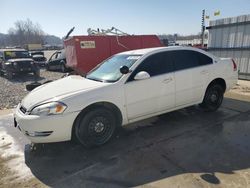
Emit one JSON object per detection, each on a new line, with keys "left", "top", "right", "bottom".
{"left": 197, "top": 52, "right": 213, "bottom": 65}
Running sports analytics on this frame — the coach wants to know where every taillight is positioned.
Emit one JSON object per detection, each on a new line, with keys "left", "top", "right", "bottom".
{"left": 232, "top": 59, "right": 237, "bottom": 71}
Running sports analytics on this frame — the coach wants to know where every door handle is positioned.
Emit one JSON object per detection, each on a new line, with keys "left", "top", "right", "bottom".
{"left": 201, "top": 70, "right": 208, "bottom": 74}
{"left": 162, "top": 77, "right": 173, "bottom": 83}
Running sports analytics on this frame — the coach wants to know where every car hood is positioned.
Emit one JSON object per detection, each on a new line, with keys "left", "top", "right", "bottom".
{"left": 22, "top": 75, "right": 107, "bottom": 110}
{"left": 8, "top": 58, "right": 34, "bottom": 62}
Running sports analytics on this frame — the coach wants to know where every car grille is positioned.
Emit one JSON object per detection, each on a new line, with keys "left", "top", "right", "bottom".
{"left": 16, "top": 61, "right": 32, "bottom": 69}
{"left": 20, "top": 106, "right": 27, "bottom": 114}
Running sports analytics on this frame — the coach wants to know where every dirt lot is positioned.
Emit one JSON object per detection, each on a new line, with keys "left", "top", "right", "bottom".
{"left": 0, "top": 78, "right": 250, "bottom": 187}
{"left": 0, "top": 50, "right": 62, "bottom": 110}
{"left": 0, "top": 70, "right": 64, "bottom": 110}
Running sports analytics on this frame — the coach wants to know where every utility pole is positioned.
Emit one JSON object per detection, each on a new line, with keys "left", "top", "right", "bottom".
{"left": 201, "top": 9, "right": 205, "bottom": 47}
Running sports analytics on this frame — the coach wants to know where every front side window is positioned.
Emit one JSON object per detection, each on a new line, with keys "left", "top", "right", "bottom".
{"left": 4, "top": 51, "right": 30, "bottom": 60}
{"left": 86, "top": 54, "right": 141, "bottom": 82}
{"left": 128, "top": 51, "right": 174, "bottom": 81}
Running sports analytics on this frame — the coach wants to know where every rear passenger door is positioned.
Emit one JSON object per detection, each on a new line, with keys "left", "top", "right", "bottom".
{"left": 125, "top": 51, "right": 175, "bottom": 120}
{"left": 173, "top": 50, "right": 212, "bottom": 107}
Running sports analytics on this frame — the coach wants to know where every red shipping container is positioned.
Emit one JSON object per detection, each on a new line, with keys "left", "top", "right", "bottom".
{"left": 64, "top": 35, "right": 163, "bottom": 75}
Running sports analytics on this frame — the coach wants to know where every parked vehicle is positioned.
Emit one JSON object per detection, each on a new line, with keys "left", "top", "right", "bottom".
{"left": 14, "top": 47, "right": 238, "bottom": 147}
{"left": 0, "top": 49, "right": 40, "bottom": 79}
{"left": 46, "top": 50, "right": 68, "bottom": 72}
{"left": 30, "top": 51, "right": 47, "bottom": 67}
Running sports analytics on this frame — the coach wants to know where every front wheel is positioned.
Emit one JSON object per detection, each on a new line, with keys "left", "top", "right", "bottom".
{"left": 74, "top": 108, "right": 117, "bottom": 148}
{"left": 200, "top": 84, "right": 224, "bottom": 112}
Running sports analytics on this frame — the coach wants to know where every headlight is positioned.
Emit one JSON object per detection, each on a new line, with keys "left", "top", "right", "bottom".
{"left": 5, "top": 61, "right": 11, "bottom": 65}
{"left": 30, "top": 102, "right": 67, "bottom": 116}
{"left": 30, "top": 61, "right": 34, "bottom": 65}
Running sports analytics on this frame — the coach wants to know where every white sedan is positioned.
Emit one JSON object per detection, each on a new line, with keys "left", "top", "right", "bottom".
{"left": 14, "top": 47, "right": 238, "bottom": 147}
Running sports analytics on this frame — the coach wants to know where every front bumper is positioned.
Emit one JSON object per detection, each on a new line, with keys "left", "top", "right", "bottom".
{"left": 14, "top": 104, "right": 79, "bottom": 143}
{"left": 6, "top": 64, "right": 37, "bottom": 73}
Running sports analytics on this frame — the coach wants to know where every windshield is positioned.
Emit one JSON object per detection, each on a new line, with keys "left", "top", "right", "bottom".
{"left": 86, "top": 54, "right": 141, "bottom": 82}
{"left": 4, "top": 51, "right": 30, "bottom": 60}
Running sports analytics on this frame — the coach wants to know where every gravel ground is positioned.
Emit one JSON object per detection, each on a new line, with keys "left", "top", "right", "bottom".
{"left": 0, "top": 69, "right": 64, "bottom": 110}
{"left": 231, "top": 80, "right": 250, "bottom": 94}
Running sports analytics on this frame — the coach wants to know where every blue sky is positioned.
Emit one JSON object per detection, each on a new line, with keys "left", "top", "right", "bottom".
{"left": 1, "top": 0, "right": 250, "bottom": 38}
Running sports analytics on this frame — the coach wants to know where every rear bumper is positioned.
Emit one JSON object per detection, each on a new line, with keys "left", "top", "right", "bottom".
{"left": 14, "top": 104, "right": 79, "bottom": 143}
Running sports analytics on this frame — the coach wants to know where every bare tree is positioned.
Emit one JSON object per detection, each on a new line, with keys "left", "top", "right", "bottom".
{"left": 8, "top": 19, "right": 45, "bottom": 46}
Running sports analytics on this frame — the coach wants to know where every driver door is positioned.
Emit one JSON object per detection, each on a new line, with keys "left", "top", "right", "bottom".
{"left": 124, "top": 51, "right": 175, "bottom": 121}
{"left": 48, "top": 51, "right": 61, "bottom": 66}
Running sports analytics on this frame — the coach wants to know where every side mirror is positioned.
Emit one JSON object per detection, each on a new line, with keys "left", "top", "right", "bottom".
{"left": 120, "top": 65, "right": 129, "bottom": 74}
{"left": 134, "top": 71, "right": 150, "bottom": 80}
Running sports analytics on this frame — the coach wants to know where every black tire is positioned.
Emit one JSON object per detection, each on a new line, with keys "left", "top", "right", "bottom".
{"left": 26, "top": 82, "right": 42, "bottom": 91}
{"left": 74, "top": 108, "right": 117, "bottom": 148}
{"left": 61, "top": 63, "right": 66, "bottom": 73}
{"left": 200, "top": 84, "right": 224, "bottom": 112}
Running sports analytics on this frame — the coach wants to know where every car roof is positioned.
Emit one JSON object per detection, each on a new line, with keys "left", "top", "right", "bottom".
{"left": 119, "top": 46, "right": 208, "bottom": 56}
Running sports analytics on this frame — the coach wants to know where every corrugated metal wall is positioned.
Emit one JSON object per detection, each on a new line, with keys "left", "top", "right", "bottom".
{"left": 207, "top": 14, "right": 250, "bottom": 80}
{"left": 209, "top": 49, "right": 250, "bottom": 80}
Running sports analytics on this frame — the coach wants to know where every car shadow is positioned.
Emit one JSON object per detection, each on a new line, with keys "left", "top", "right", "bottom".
{"left": 24, "top": 98, "right": 250, "bottom": 187}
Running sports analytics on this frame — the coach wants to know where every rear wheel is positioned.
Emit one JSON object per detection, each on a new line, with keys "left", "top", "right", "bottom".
{"left": 200, "top": 84, "right": 224, "bottom": 112}
{"left": 74, "top": 108, "right": 116, "bottom": 148}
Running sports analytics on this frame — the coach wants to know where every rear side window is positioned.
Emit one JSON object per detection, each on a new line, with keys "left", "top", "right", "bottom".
{"left": 197, "top": 52, "right": 213, "bottom": 65}
{"left": 172, "top": 50, "right": 199, "bottom": 71}
{"left": 128, "top": 51, "right": 174, "bottom": 81}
